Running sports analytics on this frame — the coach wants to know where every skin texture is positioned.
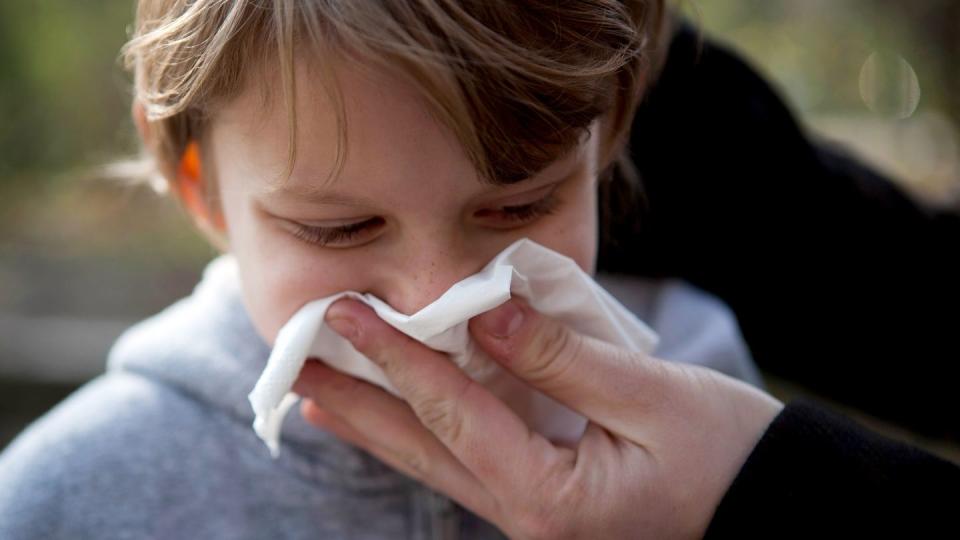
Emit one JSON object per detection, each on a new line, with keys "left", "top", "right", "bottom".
{"left": 136, "top": 56, "right": 784, "bottom": 539}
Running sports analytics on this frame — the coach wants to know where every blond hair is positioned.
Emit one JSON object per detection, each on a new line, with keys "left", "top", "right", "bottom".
{"left": 123, "top": 0, "right": 668, "bottom": 226}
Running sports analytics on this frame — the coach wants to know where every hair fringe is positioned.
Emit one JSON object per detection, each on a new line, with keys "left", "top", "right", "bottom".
{"left": 121, "top": 0, "right": 669, "bottom": 235}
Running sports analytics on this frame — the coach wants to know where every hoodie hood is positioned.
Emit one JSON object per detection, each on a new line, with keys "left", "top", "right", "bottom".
{"left": 105, "top": 255, "right": 392, "bottom": 476}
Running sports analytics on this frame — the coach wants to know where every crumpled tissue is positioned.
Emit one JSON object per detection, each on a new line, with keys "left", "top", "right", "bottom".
{"left": 248, "top": 238, "right": 659, "bottom": 457}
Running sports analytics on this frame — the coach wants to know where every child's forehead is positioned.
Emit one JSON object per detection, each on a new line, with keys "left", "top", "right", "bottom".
{"left": 210, "top": 68, "right": 447, "bottom": 199}
{"left": 210, "top": 44, "right": 596, "bottom": 195}
{"left": 214, "top": 51, "right": 340, "bottom": 124}
{"left": 217, "top": 51, "right": 429, "bottom": 144}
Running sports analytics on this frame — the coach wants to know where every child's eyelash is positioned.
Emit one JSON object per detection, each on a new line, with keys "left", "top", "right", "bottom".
{"left": 499, "top": 193, "right": 561, "bottom": 222}
{"left": 290, "top": 217, "right": 383, "bottom": 246}
{"left": 287, "top": 193, "right": 560, "bottom": 247}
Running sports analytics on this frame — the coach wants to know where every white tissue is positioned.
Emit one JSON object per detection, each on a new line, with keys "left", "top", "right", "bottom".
{"left": 248, "top": 238, "right": 659, "bottom": 457}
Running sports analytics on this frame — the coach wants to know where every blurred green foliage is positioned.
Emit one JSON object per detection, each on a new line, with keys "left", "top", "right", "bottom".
{"left": 0, "top": 2, "right": 214, "bottom": 321}
{"left": 0, "top": 1, "right": 135, "bottom": 193}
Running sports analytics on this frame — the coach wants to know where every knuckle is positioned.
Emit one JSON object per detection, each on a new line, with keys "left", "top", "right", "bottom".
{"left": 353, "top": 322, "right": 406, "bottom": 373}
{"left": 377, "top": 334, "right": 426, "bottom": 379}
{"left": 358, "top": 339, "right": 406, "bottom": 379}
{"left": 393, "top": 446, "right": 431, "bottom": 479}
{"left": 413, "top": 379, "right": 472, "bottom": 444}
{"left": 414, "top": 378, "right": 477, "bottom": 444}
{"left": 524, "top": 322, "right": 582, "bottom": 386}
{"left": 369, "top": 343, "right": 401, "bottom": 375}
{"left": 418, "top": 396, "right": 461, "bottom": 442}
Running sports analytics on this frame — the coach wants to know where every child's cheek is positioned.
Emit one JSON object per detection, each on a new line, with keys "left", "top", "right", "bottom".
{"left": 238, "top": 242, "right": 362, "bottom": 347}
{"left": 526, "top": 182, "right": 599, "bottom": 275}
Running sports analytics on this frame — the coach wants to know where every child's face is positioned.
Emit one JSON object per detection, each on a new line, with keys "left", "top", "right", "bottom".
{"left": 207, "top": 57, "right": 601, "bottom": 345}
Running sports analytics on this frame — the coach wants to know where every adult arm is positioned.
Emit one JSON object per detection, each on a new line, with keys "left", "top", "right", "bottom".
{"left": 705, "top": 399, "right": 960, "bottom": 538}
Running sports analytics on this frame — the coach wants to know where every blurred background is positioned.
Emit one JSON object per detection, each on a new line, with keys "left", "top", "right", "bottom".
{"left": 1, "top": 1, "right": 958, "bottom": 460}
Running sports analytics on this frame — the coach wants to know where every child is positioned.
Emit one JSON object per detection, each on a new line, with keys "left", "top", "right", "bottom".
{"left": 0, "top": 1, "right": 761, "bottom": 538}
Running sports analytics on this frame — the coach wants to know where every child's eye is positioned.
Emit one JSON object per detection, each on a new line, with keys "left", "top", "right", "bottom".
{"left": 287, "top": 217, "right": 385, "bottom": 248}
{"left": 476, "top": 193, "right": 561, "bottom": 227}
{"left": 287, "top": 193, "right": 560, "bottom": 247}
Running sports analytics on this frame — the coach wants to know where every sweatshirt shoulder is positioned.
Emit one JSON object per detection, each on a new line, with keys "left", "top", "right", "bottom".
{"left": 0, "top": 372, "right": 247, "bottom": 538}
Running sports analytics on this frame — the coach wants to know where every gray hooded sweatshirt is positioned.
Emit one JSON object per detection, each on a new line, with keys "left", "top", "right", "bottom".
{"left": 0, "top": 256, "right": 761, "bottom": 539}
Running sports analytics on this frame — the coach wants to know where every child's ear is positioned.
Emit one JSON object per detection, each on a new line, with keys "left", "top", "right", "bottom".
{"left": 132, "top": 100, "right": 229, "bottom": 249}
{"left": 176, "top": 142, "right": 218, "bottom": 226}
{"left": 175, "top": 142, "right": 230, "bottom": 253}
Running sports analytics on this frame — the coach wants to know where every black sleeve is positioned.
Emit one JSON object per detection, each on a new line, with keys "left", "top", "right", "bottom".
{"left": 703, "top": 400, "right": 960, "bottom": 538}
{"left": 598, "top": 22, "right": 960, "bottom": 439}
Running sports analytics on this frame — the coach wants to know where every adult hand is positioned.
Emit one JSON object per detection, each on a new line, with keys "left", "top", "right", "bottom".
{"left": 293, "top": 298, "right": 783, "bottom": 539}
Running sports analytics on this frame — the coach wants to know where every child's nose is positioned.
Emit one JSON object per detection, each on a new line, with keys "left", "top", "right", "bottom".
{"left": 375, "top": 245, "right": 489, "bottom": 316}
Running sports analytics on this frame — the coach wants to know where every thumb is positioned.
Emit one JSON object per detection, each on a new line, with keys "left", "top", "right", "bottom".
{"left": 469, "top": 298, "right": 663, "bottom": 423}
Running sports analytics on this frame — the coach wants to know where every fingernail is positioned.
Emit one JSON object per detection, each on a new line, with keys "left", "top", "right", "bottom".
{"left": 477, "top": 300, "right": 524, "bottom": 338}
{"left": 327, "top": 316, "right": 358, "bottom": 342}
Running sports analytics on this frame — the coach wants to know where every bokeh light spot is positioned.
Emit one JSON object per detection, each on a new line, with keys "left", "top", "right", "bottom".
{"left": 858, "top": 51, "right": 922, "bottom": 119}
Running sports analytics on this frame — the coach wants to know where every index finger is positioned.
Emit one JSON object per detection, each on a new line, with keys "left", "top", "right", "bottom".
{"left": 325, "top": 298, "right": 575, "bottom": 499}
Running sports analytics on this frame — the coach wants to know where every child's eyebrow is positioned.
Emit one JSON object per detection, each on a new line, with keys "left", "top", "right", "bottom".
{"left": 261, "top": 184, "right": 378, "bottom": 207}
{"left": 260, "top": 173, "right": 547, "bottom": 207}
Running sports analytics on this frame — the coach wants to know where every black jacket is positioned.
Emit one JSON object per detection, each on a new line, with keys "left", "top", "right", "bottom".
{"left": 601, "top": 23, "right": 960, "bottom": 536}
{"left": 706, "top": 400, "right": 959, "bottom": 537}
{"left": 604, "top": 22, "right": 960, "bottom": 440}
